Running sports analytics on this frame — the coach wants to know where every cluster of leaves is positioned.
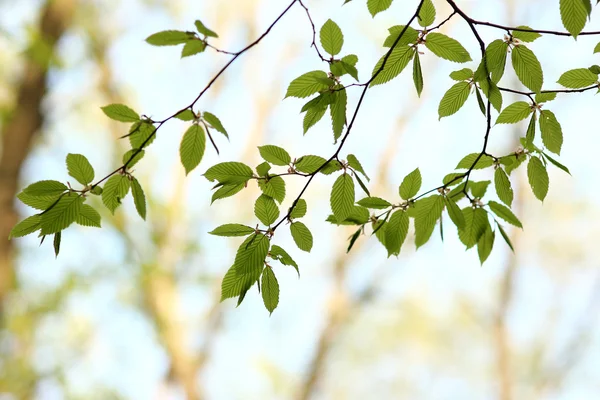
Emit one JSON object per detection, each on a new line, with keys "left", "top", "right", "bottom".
{"left": 11, "top": 0, "right": 600, "bottom": 314}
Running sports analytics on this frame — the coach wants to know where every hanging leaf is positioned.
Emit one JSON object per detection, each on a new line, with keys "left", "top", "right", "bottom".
{"left": 559, "top": 0, "right": 589, "bottom": 38}
{"left": 204, "top": 162, "right": 253, "bottom": 184}
{"left": 211, "top": 183, "right": 245, "bottom": 204}
{"left": 370, "top": 46, "right": 415, "bottom": 86}
{"left": 330, "top": 174, "right": 355, "bottom": 223}
{"left": 458, "top": 207, "right": 488, "bottom": 248}
{"left": 444, "top": 196, "right": 465, "bottom": 229}
{"left": 290, "top": 221, "right": 313, "bottom": 252}
{"left": 367, "top": 0, "right": 394, "bottom": 17}
{"left": 347, "top": 154, "right": 369, "bottom": 181}
{"left": 261, "top": 268, "right": 280, "bottom": 314}
{"left": 511, "top": 45, "right": 543, "bottom": 92}
{"left": 494, "top": 168, "right": 514, "bottom": 207}
{"left": 76, "top": 204, "right": 102, "bottom": 228}
{"left": 194, "top": 20, "right": 218, "bottom": 38}
{"left": 496, "top": 101, "right": 533, "bottom": 124}
{"left": 438, "top": 81, "right": 471, "bottom": 119}
{"left": 9, "top": 215, "right": 42, "bottom": 239}
{"left": 384, "top": 210, "right": 409, "bottom": 257}
{"left": 413, "top": 195, "right": 444, "bottom": 248}
{"left": 220, "top": 264, "right": 261, "bottom": 302}
{"left": 101, "top": 175, "right": 131, "bottom": 214}
{"left": 179, "top": 124, "right": 206, "bottom": 175}
{"left": 40, "top": 193, "right": 83, "bottom": 235}
{"left": 357, "top": 197, "right": 391, "bottom": 209}
{"left": 203, "top": 112, "right": 228, "bottom": 139}
{"left": 413, "top": 50, "right": 424, "bottom": 97}
{"left": 527, "top": 156, "right": 549, "bottom": 201}
{"left": 289, "top": 199, "right": 307, "bottom": 219}
{"left": 330, "top": 87, "right": 347, "bottom": 142}
{"left": 269, "top": 245, "right": 299, "bottom": 277}
{"left": 425, "top": 33, "right": 472, "bottom": 63}
{"left": 477, "top": 225, "right": 495, "bottom": 264}
{"left": 512, "top": 26, "right": 542, "bottom": 42}
{"left": 539, "top": 110, "right": 563, "bottom": 155}
{"left": 258, "top": 176, "right": 286, "bottom": 203}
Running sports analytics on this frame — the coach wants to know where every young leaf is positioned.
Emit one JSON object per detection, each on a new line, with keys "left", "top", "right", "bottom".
{"left": 203, "top": 112, "right": 228, "bottom": 139}
{"left": 320, "top": 19, "right": 344, "bottom": 56}
{"left": 560, "top": 0, "right": 588, "bottom": 38}
{"left": 494, "top": 168, "right": 514, "bottom": 207}
{"left": 211, "top": 183, "right": 245, "bottom": 204}
{"left": 303, "top": 105, "right": 327, "bottom": 134}
{"left": 477, "top": 76, "right": 503, "bottom": 112}
{"left": 330, "top": 87, "right": 347, "bottom": 142}
{"left": 357, "top": 197, "right": 391, "bottom": 209}
{"left": 53, "top": 232, "right": 61, "bottom": 258}
{"left": 370, "top": 46, "right": 415, "bottom": 86}
{"left": 122, "top": 149, "right": 145, "bottom": 168}
{"left": 254, "top": 194, "right": 280, "bottom": 226}
{"left": 438, "top": 81, "right": 471, "bottom": 119}
{"left": 326, "top": 205, "right": 370, "bottom": 225}
{"left": 477, "top": 225, "right": 495, "bottom": 264}
{"left": 234, "top": 233, "right": 270, "bottom": 275}
{"left": 17, "top": 192, "right": 59, "bottom": 210}
{"left": 102, "top": 175, "right": 131, "bottom": 214}
{"left": 294, "top": 155, "right": 327, "bottom": 174}
{"left": 475, "top": 86, "right": 486, "bottom": 116}
{"left": 131, "top": 177, "right": 147, "bottom": 220}
{"left": 595, "top": 41, "right": 600, "bottom": 53}
{"left": 101, "top": 104, "right": 140, "bottom": 122}
{"left": 488, "top": 200, "right": 523, "bottom": 228}
{"left": 40, "top": 193, "right": 83, "bottom": 235}
{"left": 543, "top": 152, "right": 571, "bottom": 175}
{"left": 539, "top": 110, "right": 563, "bottom": 155}
{"left": 258, "top": 145, "right": 291, "bottom": 166}
{"left": 256, "top": 162, "right": 271, "bottom": 177}
{"left": 443, "top": 173, "right": 465, "bottom": 186}
{"left": 128, "top": 121, "right": 156, "bottom": 149}
{"left": 146, "top": 30, "right": 191, "bottom": 46}
{"left": 414, "top": 195, "right": 444, "bottom": 248}
{"left": 535, "top": 92, "right": 557, "bottom": 103}
{"left": 425, "top": 33, "right": 472, "bottom": 63}
{"left": 9, "top": 215, "right": 42, "bottom": 239}
{"left": 496, "top": 101, "right": 533, "bottom": 124}
{"left": 399, "top": 168, "right": 422, "bottom": 199}
{"left": 181, "top": 40, "right": 206, "bottom": 57}
{"left": 194, "top": 20, "right": 218, "bottom": 38}
{"left": 269, "top": 245, "right": 299, "bottom": 277}
{"left": 483, "top": 40, "right": 509, "bottom": 83}
{"left": 204, "top": 162, "right": 253, "bottom": 184}
{"left": 179, "top": 124, "right": 206, "bottom": 175}
{"left": 458, "top": 207, "right": 488, "bottom": 249}
{"left": 418, "top": 0, "right": 436, "bottom": 27}
{"left": 511, "top": 45, "right": 543, "bottom": 92}
{"left": 76, "top": 204, "right": 101, "bottom": 228}
{"left": 289, "top": 199, "right": 307, "bottom": 219}
{"left": 450, "top": 68, "right": 473, "bottom": 81}
{"left": 456, "top": 153, "right": 494, "bottom": 170}
{"left": 66, "top": 154, "right": 94, "bottom": 186}
{"left": 525, "top": 112, "right": 537, "bottom": 148}
{"left": 175, "top": 109, "right": 195, "bottom": 121}
{"left": 367, "top": 0, "right": 393, "bottom": 17}
{"left": 330, "top": 174, "right": 355, "bottom": 223}
{"left": 470, "top": 180, "right": 491, "bottom": 198}
{"left": 210, "top": 224, "right": 255, "bottom": 237}
{"left": 512, "top": 26, "right": 542, "bottom": 42}
{"left": 258, "top": 176, "right": 286, "bottom": 203}
{"left": 527, "top": 156, "right": 549, "bottom": 201}
{"left": 290, "top": 221, "right": 313, "bottom": 252}
{"left": 261, "top": 268, "right": 279, "bottom": 315}
{"left": 413, "top": 50, "right": 424, "bottom": 97}
{"left": 557, "top": 68, "right": 598, "bottom": 88}
{"left": 22, "top": 180, "right": 67, "bottom": 198}
{"left": 383, "top": 25, "right": 419, "bottom": 47}
{"left": 496, "top": 222, "right": 515, "bottom": 252}
{"left": 285, "top": 71, "right": 330, "bottom": 98}
{"left": 347, "top": 154, "right": 369, "bottom": 181}
{"left": 220, "top": 264, "right": 261, "bottom": 302}
{"left": 444, "top": 196, "right": 465, "bottom": 229}
{"left": 347, "top": 228, "right": 362, "bottom": 253}
{"left": 384, "top": 210, "right": 409, "bottom": 257}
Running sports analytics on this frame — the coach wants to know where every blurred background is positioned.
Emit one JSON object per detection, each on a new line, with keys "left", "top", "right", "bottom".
{"left": 1, "top": 0, "right": 599, "bottom": 399}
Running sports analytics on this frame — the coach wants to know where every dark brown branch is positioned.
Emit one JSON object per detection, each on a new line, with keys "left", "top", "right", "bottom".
{"left": 298, "top": 0, "right": 329, "bottom": 62}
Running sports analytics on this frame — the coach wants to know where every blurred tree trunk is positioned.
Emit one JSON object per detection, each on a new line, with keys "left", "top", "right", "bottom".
{"left": 0, "top": 0, "right": 76, "bottom": 315}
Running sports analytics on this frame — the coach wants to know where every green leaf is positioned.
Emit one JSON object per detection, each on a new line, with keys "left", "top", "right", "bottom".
{"left": 320, "top": 161, "right": 343, "bottom": 175}
{"left": 383, "top": 25, "right": 419, "bottom": 47}
{"left": 456, "top": 153, "right": 494, "bottom": 170}
{"left": 261, "top": 268, "right": 279, "bottom": 314}
{"left": 90, "top": 186, "right": 102, "bottom": 195}
{"left": 504, "top": 154, "right": 526, "bottom": 175}
{"left": 66, "top": 154, "right": 94, "bottom": 186}
{"left": 347, "top": 228, "right": 362, "bottom": 253}
{"left": 17, "top": 191, "right": 59, "bottom": 210}
{"left": 269, "top": 245, "right": 299, "bottom": 277}
{"left": 128, "top": 121, "right": 156, "bottom": 149}
{"left": 254, "top": 194, "right": 280, "bottom": 226}
{"left": 40, "top": 193, "right": 83, "bottom": 235}
{"left": 211, "top": 183, "right": 244, "bottom": 204}
{"left": 9, "top": 215, "right": 42, "bottom": 239}
{"left": 560, "top": 0, "right": 589, "bottom": 38}
{"left": 443, "top": 173, "right": 465, "bottom": 186}
{"left": 450, "top": 68, "right": 473, "bottom": 81}
{"left": 496, "top": 101, "right": 533, "bottom": 124}
{"left": 76, "top": 204, "right": 101, "bottom": 228}
{"left": 290, "top": 221, "right": 313, "bottom": 252}
{"left": 181, "top": 40, "right": 206, "bottom": 58}
{"left": 477, "top": 225, "right": 495, "bottom": 264}
{"left": 146, "top": 30, "right": 192, "bottom": 46}
{"left": 285, "top": 71, "right": 330, "bottom": 98}
{"left": 438, "top": 81, "right": 471, "bottom": 119}
{"left": 527, "top": 156, "right": 549, "bottom": 201}
{"left": 384, "top": 210, "right": 409, "bottom": 257}
{"left": 258, "top": 176, "right": 286, "bottom": 203}
{"left": 425, "top": 32, "right": 472, "bottom": 63}
{"left": 488, "top": 200, "right": 523, "bottom": 228}
{"left": 330, "top": 173, "right": 355, "bottom": 223}
{"left": 122, "top": 149, "right": 145, "bottom": 168}
{"left": 543, "top": 152, "right": 571, "bottom": 175}
{"left": 101, "top": 175, "right": 130, "bottom": 214}
{"left": 327, "top": 205, "right": 369, "bottom": 225}
{"left": 202, "top": 112, "right": 228, "bottom": 139}
{"left": 539, "top": 110, "right": 563, "bottom": 155}
{"left": 557, "top": 68, "right": 598, "bottom": 88}
{"left": 588, "top": 65, "right": 600, "bottom": 74}
{"left": 357, "top": 197, "right": 391, "bottom": 209}
{"left": 370, "top": 46, "right": 415, "bottom": 87}
{"left": 525, "top": 112, "right": 537, "bottom": 148}
{"left": 444, "top": 196, "right": 465, "bottom": 229}
{"left": 320, "top": 19, "right": 344, "bottom": 56}
{"left": 477, "top": 77, "right": 503, "bottom": 112}
{"left": 204, "top": 162, "right": 253, "bottom": 184}
{"left": 294, "top": 155, "right": 327, "bottom": 174}
{"left": 234, "top": 233, "right": 270, "bottom": 275}
{"left": 484, "top": 39, "right": 509, "bottom": 83}
{"left": 341, "top": 54, "right": 360, "bottom": 80}
{"left": 494, "top": 168, "right": 513, "bottom": 207}
{"left": 22, "top": 180, "right": 67, "bottom": 198}
{"left": 475, "top": 86, "right": 486, "bottom": 116}
{"left": 53, "top": 232, "right": 61, "bottom": 258}
{"left": 595, "top": 41, "right": 600, "bottom": 53}
{"left": 289, "top": 199, "right": 307, "bottom": 219}
{"left": 535, "top": 92, "right": 557, "bottom": 103}
{"left": 496, "top": 223, "right": 514, "bottom": 252}
{"left": 210, "top": 224, "right": 255, "bottom": 237}
{"left": 330, "top": 87, "right": 347, "bottom": 142}
{"left": 194, "top": 20, "right": 218, "bottom": 38}
{"left": 131, "top": 177, "right": 146, "bottom": 220}
{"left": 512, "top": 26, "right": 542, "bottom": 42}
{"left": 418, "top": 0, "right": 436, "bottom": 27}
{"left": 303, "top": 105, "right": 327, "bottom": 134}
{"left": 175, "top": 109, "right": 195, "bottom": 121}
{"left": 179, "top": 124, "right": 206, "bottom": 175}
{"left": 413, "top": 50, "right": 424, "bottom": 97}
{"left": 511, "top": 45, "right": 543, "bottom": 92}
{"left": 256, "top": 162, "right": 271, "bottom": 177}
{"left": 414, "top": 195, "right": 444, "bottom": 248}
{"left": 470, "top": 180, "right": 491, "bottom": 198}
{"left": 101, "top": 104, "right": 140, "bottom": 122}
{"left": 458, "top": 207, "right": 488, "bottom": 248}
{"left": 220, "top": 264, "right": 261, "bottom": 302}
{"left": 347, "top": 154, "right": 369, "bottom": 181}
{"left": 258, "top": 145, "right": 291, "bottom": 166}
{"left": 399, "top": 168, "right": 422, "bottom": 199}
{"left": 367, "top": 0, "right": 393, "bottom": 17}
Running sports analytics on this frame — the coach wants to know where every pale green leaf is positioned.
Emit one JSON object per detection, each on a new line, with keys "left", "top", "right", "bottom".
{"left": 458, "top": 207, "right": 488, "bottom": 248}
{"left": 418, "top": 0, "right": 436, "bottom": 27}
{"left": 76, "top": 204, "right": 101, "bottom": 228}
{"left": 357, "top": 197, "right": 390, "bottom": 209}
{"left": 101, "top": 104, "right": 139, "bottom": 122}
{"left": 194, "top": 20, "right": 218, "bottom": 38}
{"left": 66, "top": 153, "right": 94, "bottom": 186}
{"left": 384, "top": 210, "right": 409, "bottom": 256}
{"left": 330, "top": 87, "right": 347, "bottom": 142}
{"left": 449, "top": 68, "right": 473, "bottom": 81}
{"left": 22, "top": 180, "right": 67, "bottom": 198}
{"left": 101, "top": 175, "right": 131, "bottom": 214}
{"left": 40, "top": 193, "right": 83, "bottom": 235}
{"left": 414, "top": 195, "right": 444, "bottom": 248}
{"left": 347, "top": 154, "right": 369, "bottom": 181}
{"left": 399, "top": 168, "right": 422, "bottom": 199}
{"left": 211, "top": 183, "right": 245, "bottom": 204}
{"left": 470, "top": 180, "right": 491, "bottom": 198}
{"left": 258, "top": 176, "right": 286, "bottom": 203}
{"left": 128, "top": 121, "right": 156, "bottom": 149}
{"left": 254, "top": 194, "right": 280, "bottom": 226}
{"left": 477, "top": 225, "right": 495, "bottom": 264}
{"left": 320, "top": 19, "right": 344, "bottom": 56}
{"left": 210, "top": 224, "right": 255, "bottom": 237}
{"left": 367, "top": 0, "right": 393, "bottom": 17}
{"left": 557, "top": 68, "right": 598, "bottom": 88}
{"left": 269, "top": 245, "right": 299, "bottom": 277}
{"left": 181, "top": 40, "right": 206, "bottom": 58}
{"left": 438, "top": 81, "right": 471, "bottom": 119}
{"left": 560, "top": 0, "right": 589, "bottom": 38}
{"left": 535, "top": 92, "right": 557, "bottom": 103}
{"left": 203, "top": 112, "right": 228, "bottom": 138}
{"left": 290, "top": 221, "right": 313, "bottom": 252}
{"left": 425, "top": 32, "right": 472, "bottom": 63}
{"left": 456, "top": 153, "right": 494, "bottom": 170}
{"left": 511, "top": 45, "right": 543, "bottom": 92}
{"left": 285, "top": 71, "right": 330, "bottom": 98}
{"left": 496, "top": 101, "right": 533, "bottom": 124}
{"left": 370, "top": 46, "right": 414, "bottom": 87}
{"left": 444, "top": 196, "right": 465, "bottom": 229}
{"left": 512, "top": 26, "right": 542, "bottom": 42}
{"left": 261, "top": 268, "right": 279, "bottom": 314}
{"left": 413, "top": 50, "right": 424, "bottom": 97}
{"left": 220, "top": 264, "right": 261, "bottom": 302}
{"left": 179, "top": 124, "right": 206, "bottom": 174}
{"left": 494, "top": 168, "right": 513, "bottom": 207}
{"left": 330, "top": 173, "right": 355, "bottom": 223}
{"left": 383, "top": 25, "right": 419, "bottom": 47}
{"left": 289, "top": 199, "right": 307, "bottom": 219}
{"left": 527, "top": 156, "right": 549, "bottom": 201}
{"left": 146, "top": 30, "right": 191, "bottom": 46}
{"left": 234, "top": 233, "right": 270, "bottom": 275}
{"left": 131, "top": 177, "right": 147, "bottom": 220}
{"left": 258, "top": 145, "right": 291, "bottom": 166}
{"left": 9, "top": 215, "right": 42, "bottom": 239}
{"left": 539, "top": 110, "right": 563, "bottom": 155}
{"left": 303, "top": 105, "right": 327, "bottom": 134}
{"left": 204, "top": 162, "right": 253, "bottom": 184}
{"left": 488, "top": 200, "right": 523, "bottom": 228}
